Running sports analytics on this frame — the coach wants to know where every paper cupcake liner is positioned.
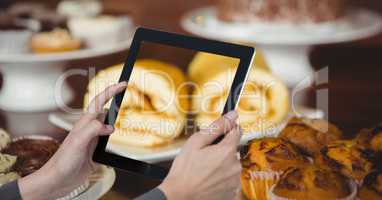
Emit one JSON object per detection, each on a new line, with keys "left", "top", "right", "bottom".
{"left": 268, "top": 180, "right": 358, "bottom": 200}
{"left": 56, "top": 180, "right": 90, "bottom": 200}
{"left": 241, "top": 169, "right": 283, "bottom": 200}
{"left": 0, "top": 30, "right": 32, "bottom": 54}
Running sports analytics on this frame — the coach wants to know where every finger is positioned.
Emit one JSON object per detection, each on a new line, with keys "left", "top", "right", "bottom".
{"left": 86, "top": 81, "right": 127, "bottom": 117}
{"left": 187, "top": 111, "right": 238, "bottom": 149}
{"left": 219, "top": 125, "right": 243, "bottom": 147}
{"left": 78, "top": 120, "right": 114, "bottom": 143}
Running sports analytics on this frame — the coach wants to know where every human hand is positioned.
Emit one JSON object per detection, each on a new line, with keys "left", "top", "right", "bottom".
{"left": 19, "top": 82, "right": 127, "bottom": 200}
{"left": 159, "top": 111, "right": 242, "bottom": 200}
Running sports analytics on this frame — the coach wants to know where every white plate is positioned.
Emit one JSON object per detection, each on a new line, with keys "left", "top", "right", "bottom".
{"left": 49, "top": 106, "right": 323, "bottom": 163}
{"left": 0, "top": 34, "right": 133, "bottom": 63}
{"left": 72, "top": 165, "right": 116, "bottom": 200}
{"left": 181, "top": 7, "right": 382, "bottom": 45}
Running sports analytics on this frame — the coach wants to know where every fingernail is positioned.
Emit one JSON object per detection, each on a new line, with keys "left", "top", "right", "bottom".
{"left": 119, "top": 81, "right": 128, "bottom": 86}
{"left": 106, "top": 125, "right": 114, "bottom": 131}
{"left": 225, "top": 110, "right": 238, "bottom": 120}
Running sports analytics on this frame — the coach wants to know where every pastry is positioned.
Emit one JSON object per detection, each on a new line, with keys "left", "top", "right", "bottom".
{"left": 83, "top": 60, "right": 189, "bottom": 147}
{"left": 355, "top": 123, "right": 382, "bottom": 153}
{"left": 0, "top": 128, "right": 11, "bottom": 151}
{"left": 217, "top": 0, "right": 347, "bottom": 24}
{"left": 190, "top": 53, "right": 289, "bottom": 134}
{"left": 0, "top": 172, "right": 20, "bottom": 186}
{"left": 359, "top": 171, "right": 382, "bottom": 200}
{"left": 57, "top": 0, "right": 102, "bottom": 18}
{"left": 271, "top": 165, "right": 356, "bottom": 200}
{"left": 241, "top": 138, "right": 309, "bottom": 200}
{"left": 68, "top": 15, "right": 132, "bottom": 48}
{"left": 280, "top": 117, "right": 343, "bottom": 156}
{"left": 2, "top": 136, "right": 60, "bottom": 177}
{"left": 30, "top": 28, "right": 81, "bottom": 54}
{"left": 0, "top": 153, "right": 17, "bottom": 173}
{"left": 315, "top": 140, "right": 374, "bottom": 184}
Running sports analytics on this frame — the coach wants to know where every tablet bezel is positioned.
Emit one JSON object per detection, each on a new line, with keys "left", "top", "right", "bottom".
{"left": 93, "top": 27, "right": 255, "bottom": 180}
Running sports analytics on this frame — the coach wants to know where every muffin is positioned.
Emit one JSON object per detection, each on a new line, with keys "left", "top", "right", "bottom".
{"left": 30, "top": 28, "right": 81, "bottom": 54}
{"left": 271, "top": 165, "right": 356, "bottom": 200}
{"left": 359, "top": 171, "right": 382, "bottom": 200}
{"left": 2, "top": 135, "right": 60, "bottom": 177}
{"left": 241, "top": 138, "right": 310, "bottom": 200}
{"left": 280, "top": 117, "right": 343, "bottom": 156}
{"left": 355, "top": 124, "right": 382, "bottom": 153}
{"left": 315, "top": 140, "right": 374, "bottom": 184}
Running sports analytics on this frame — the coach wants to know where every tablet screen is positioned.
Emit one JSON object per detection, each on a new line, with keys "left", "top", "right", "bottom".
{"left": 103, "top": 41, "right": 241, "bottom": 161}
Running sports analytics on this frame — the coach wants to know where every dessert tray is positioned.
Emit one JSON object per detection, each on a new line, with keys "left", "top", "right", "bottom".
{"left": 49, "top": 106, "right": 324, "bottom": 163}
{"left": 181, "top": 7, "right": 382, "bottom": 87}
{"left": 70, "top": 165, "right": 116, "bottom": 200}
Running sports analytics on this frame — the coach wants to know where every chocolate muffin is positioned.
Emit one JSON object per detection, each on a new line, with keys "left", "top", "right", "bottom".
{"left": 272, "top": 165, "right": 354, "bottom": 200}
{"left": 355, "top": 123, "right": 382, "bottom": 153}
{"left": 2, "top": 136, "right": 60, "bottom": 177}
{"left": 315, "top": 140, "right": 374, "bottom": 183}
{"left": 359, "top": 171, "right": 382, "bottom": 200}
{"left": 280, "top": 117, "right": 343, "bottom": 156}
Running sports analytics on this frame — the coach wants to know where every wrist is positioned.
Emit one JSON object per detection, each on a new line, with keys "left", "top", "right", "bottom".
{"left": 19, "top": 166, "right": 58, "bottom": 200}
{"left": 158, "top": 178, "right": 189, "bottom": 200}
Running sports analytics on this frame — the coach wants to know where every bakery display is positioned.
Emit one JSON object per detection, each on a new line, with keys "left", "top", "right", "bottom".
{"left": 271, "top": 165, "right": 355, "bottom": 200}
{"left": 280, "top": 117, "right": 343, "bottom": 156}
{"left": 83, "top": 60, "right": 189, "bottom": 147}
{"left": 190, "top": 52, "right": 289, "bottom": 134}
{"left": 217, "top": 0, "right": 347, "bottom": 24}
{"left": 240, "top": 138, "right": 309, "bottom": 200}
{"left": 30, "top": 28, "right": 82, "bottom": 54}
{"left": 359, "top": 171, "right": 382, "bottom": 200}
{"left": 315, "top": 140, "right": 374, "bottom": 184}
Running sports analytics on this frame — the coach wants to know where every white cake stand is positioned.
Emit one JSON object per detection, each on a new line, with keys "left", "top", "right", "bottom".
{"left": 181, "top": 7, "right": 382, "bottom": 87}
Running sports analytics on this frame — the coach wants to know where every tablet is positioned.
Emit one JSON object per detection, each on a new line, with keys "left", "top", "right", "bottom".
{"left": 93, "top": 27, "right": 255, "bottom": 180}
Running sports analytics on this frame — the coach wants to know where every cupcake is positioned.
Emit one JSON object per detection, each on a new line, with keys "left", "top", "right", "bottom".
{"left": 68, "top": 15, "right": 133, "bottom": 48}
{"left": 30, "top": 28, "right": 81, "bottom": 54}
{"left": 270, "top": 165, "right": 357, "bottom": 200}
{"left": 315, "top": 140, "right": 374, "bottom": 184}
{"left": 2, "top": 135, "right": 60, "bottom": 177}
{"left": 280, "top": 117, "right": 343, "bottom": 156}
{"left": 0, "top": 13, "right": 32, "bottom": 54}
{"left": 359, "top": 171, "right": 382, "bottom": 200}
{"left": 57, "top": 0, "right": 102, "bottom": 18}
{"left": 355, "top": 124, "right": 382, "bottom": 153}
{"left": 241, "top": 138, "right": 310, "bottom": 200}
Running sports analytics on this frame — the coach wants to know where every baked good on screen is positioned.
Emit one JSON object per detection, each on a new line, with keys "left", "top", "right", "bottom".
{"left": 359, "top": 171, "right": 382, "bottom": 200}
{"left": 190, "top": 52, "right": 289, "bottom": 134}
{"left": 271, "top": 165, "right": 354, "bottom": 200}
{"left": 217, "top": 0, "right": 347, "bottom": 23}
{"left": 83, "top": 59, "right": 189, "bottom": 147}
{"left": 280, "top": 117, "right": 343, "bottom": 156}
{"left": 355, "top": 123, "right": 382, "bottom": 153}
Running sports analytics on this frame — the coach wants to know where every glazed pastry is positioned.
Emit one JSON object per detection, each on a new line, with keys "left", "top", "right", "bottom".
{"left": 355, "top": 123, "right": 382, "bottom": 153}
{"left": 271, "top": 165, "right": 354, "bottom": 200}
{"left": 83, "top": 60, "right": 189, "bottom": 147}
{"left": 190, "top": 52, "right": 289, "bottom": 134}
{"left": 30, "top": 28, "right": 81, "bottom": 53}
{"left": 0, "top": 128, "right": 11, "bottom": 151}
{"left": 241, "top": 138, "right": 309, "bottom": 200}
{"left": 315, "top": 140, "right": 374, "bottom": 183}
{"left": 0, "top": 153, "right": 17, "bottom": 173}
{"left": 217, "top": 0, "right": 347, "bottom": 24}
{"left": 280, "top": 117, "right": 343, "bottom": 156}
{"left": 359, "top": 171, "right": 382, "bottom": 200}
{"left": 0, "top": 172, "right": 20, "bottom": 186}
{"left": 2, "top": 136, "right": 60, "bottom": 177}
